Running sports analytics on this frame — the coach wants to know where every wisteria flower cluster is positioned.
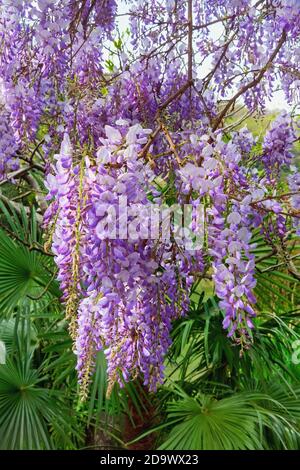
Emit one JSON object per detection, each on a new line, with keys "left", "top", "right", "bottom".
{"left": 45, "top": 123, "right": 200, "bottom": 396}
{"left": 0, "top": 106, "right": 19, "bottom": 180}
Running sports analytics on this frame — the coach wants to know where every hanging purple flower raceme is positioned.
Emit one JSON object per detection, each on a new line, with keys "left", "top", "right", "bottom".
{"left": 288, "top": 169, "right": 300, "bottom": 236}
{"left": 44, "top": 133, "right": 88, "bottom": 338}
{"left": 262, "top": 112, "right": 295, "bottom": 179}
{"left": 45, "top": 123, "right": 198, "bottom": 398}
{"left": 211, "top": 213, "right": 257, "bottom": 346}
{"left": 176, "top": 132, "right": 258, "bottom": 344}
{"left": 0, "top": 106, "right": 19, "bottom": 180}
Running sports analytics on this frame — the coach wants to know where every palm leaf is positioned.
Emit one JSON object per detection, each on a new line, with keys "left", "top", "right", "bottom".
{"left": 159, "top": 391, "right": 261, "bottom": 450}
{"left": 0, "top": 228, "right": 60, "bottom": 315}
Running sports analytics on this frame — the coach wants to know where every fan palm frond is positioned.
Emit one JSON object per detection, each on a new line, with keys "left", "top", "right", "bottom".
{"left": 0, "top": 357, "right": 82, "bottom": 449}
{"left": 0, "top": 228, "right": 60, "bottom": 315}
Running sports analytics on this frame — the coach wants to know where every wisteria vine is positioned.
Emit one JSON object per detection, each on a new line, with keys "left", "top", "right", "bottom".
{"left": 0, "top": 0, "right": 300, "bottom": 398}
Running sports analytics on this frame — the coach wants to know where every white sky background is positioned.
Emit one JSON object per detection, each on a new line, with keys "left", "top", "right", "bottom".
{"left": 116, "top": 1, "right": 293, "bottom": 112}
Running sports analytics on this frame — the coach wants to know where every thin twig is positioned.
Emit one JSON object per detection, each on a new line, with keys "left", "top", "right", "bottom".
{"left": 260, "top": 254, "right": 300, "bottom": 273}
{"left": 159, "top": 119, "right": 182, "bottom": 166}
{"left": 212, "top": 29, "right": 287, "bottom": 130}
{"left": 0, "top": 220, "right": 53, "bottom": 257}
{"left": 27, "top": 268, "right": 58, "bottom": 300}
{"left": 138, "top": 124, "right": 162, "bottom": 161}
{"left": 187, "top": 0, "right": 193, "bottom": 83}
{"left": 255, "top": 248, "right": 277, "bottom": 264}
{"left": 0, "top": 166, "right": 32, "bottom": 187}
{"left": 251, "top": 191, "right": 300, "bottom": 205}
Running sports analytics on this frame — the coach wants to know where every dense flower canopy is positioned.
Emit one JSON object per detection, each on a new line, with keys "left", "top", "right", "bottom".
{"left": 0, "top": 0, "right": 300, "bottom": 398}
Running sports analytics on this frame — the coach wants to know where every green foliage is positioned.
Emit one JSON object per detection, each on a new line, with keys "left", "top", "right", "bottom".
{"left": 0, "top": 311, "right": 83, "bottom": 450}
{"left": 158, "top": 390, "right": 262, "bottom": 450}
{"left": 0, "top": 358, "right": 78, "bottom": 449}
{"left": 155, "top": 385, "right": 300, "bottom": 450}
{"left": 0, "top": 202, "right": 60, "bottom": 315}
